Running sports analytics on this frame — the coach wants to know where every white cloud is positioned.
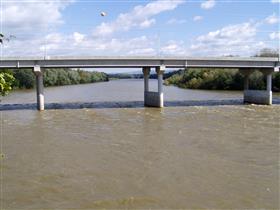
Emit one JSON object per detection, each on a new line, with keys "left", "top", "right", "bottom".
{"left": 201, "top": 0, "right": 216, "bottom": 10}
{"left": 190, "top": 22, "right": 265, "bottom": 56}
{"left": 166, "top": 18, "right": 186, "bottom": 25}
{"left": 271, "top": 0, "right": 280, "bottom": 3}
{"left": 3, "top": 32, "right": 159, "bottom": 57}
{"left": 193, "top": 16, "right": 203, "bottom": 22}
{"left": 2, "top": 0, "right": 73, "bottom": 35}
{"left": 265, "top": 13, "right": 279, "bottom": 24}
{"left": 270, "top": 32, "right": 280, "bottom": 40}
{"left": 128, "top": 48, "right": 156, "bottom": 55}
{"left": 2, "top": 0, "right": 276, "bottom": 58}
{"left": 161, "top": 40, "right": 186, "bottom": 55}
{"left": 139, "top": 19, "right": 156, "bottom": 28}
{"left": 196, "top": 22, "right": 257, "bottom": 42}
{"left": 1, "top": 0, "right": 186, "bottom": 57}
{"left": 73, "top": 32, "right": 85, "bottom": 44}
{"left": 93, "top": 0, "right": 185, "bottom": 36}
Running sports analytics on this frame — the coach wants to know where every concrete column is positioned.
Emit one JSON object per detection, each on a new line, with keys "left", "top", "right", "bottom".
{"left": 33, "top": 65, "right": 44, "bottom": 111}
{"left": 156, "top": 65, "right": 165, "bottom": 108}
{"left": 142, "top": 67, "right": 150, "bottom": 92}
{"left": 262, "top": 68, "right": 273, "bottom": 105}
{"left": 266, "top": 73, "right": 272, "bottom": 92}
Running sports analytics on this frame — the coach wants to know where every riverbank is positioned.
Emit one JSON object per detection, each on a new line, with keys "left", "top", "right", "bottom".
{"left": 164, "top": 68, "right": 280, "bottom": 92}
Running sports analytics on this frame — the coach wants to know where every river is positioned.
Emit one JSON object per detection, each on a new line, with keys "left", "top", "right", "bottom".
{"left": 0, "top": 79, "right": 279, "bottom": 209}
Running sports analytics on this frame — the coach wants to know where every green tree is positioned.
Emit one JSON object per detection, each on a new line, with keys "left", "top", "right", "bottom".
{"left": 78, "top": 70, "right": 92, "bottom": 84}
{"left": 56, "top": 69, "right": 71, "bottom": 86}
{"left": 255, "top": 48, "right": 279, "bottom": 57}
{"left": 13, "top": 69, "right": 35, "bottom": 89}
{"left": 44, "top": 69, "right": 58, "bottom": 87}
{"left": 68, "top": 70, "right": 81, "bottom": 84}
{"left": 0, "top": 72, "right": 15, "bottom": 96}
{"left": 272, "top": 72, "right": 280, "bottom": 91}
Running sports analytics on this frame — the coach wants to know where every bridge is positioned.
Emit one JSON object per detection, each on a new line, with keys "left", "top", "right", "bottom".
{"left": 0, "top": 56, "right": 279, "bottom": 111}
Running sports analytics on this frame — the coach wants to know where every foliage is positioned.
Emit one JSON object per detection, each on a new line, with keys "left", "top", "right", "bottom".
{"left": 273, "top": 72, "right": 280, "bottom": 92}
{"left": 108, "top": 71, "right": 177, "bottom": 80}
{"left": 108, "top": 73, "right": 142, "bottom": 79}
{"left": 0, "top": 72, "right": 15, "bottom": 96}
{"left": 4, "top": 68, "right": 108, "bottom": 89}
{"left": 68, "top": 70, "right": 81, "bottom": 84}
{"left": 165, "top": 68, "right": 280, "bottom": 92}
{"left": 43, "top": 69, "right": 59, "bottom": 87}
{"left": 78, "top": 70, "right": 93, "bottom": 84}
{"left": 56, "top": 69, "right": 71, "bottom": 86}
{"left": 14, "top": 69, "right": 35, "bottom": 89}
{"left": 255, "top": 48, "right": 279, "bottom": 57}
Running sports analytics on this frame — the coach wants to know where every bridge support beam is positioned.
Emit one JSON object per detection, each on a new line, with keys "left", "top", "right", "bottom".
{"left": 261, "top": 68, "right": 273, "bottom": 105}
{"left": 143, "top": 66, "right": 165, "bottom": 107}
{"left": 156, "top": 66, "right": 165, "bottom": 108}
{"left": 33, "top": 65, "right": 44, "bottom": 111}
{"left": 240, "top": 68, "right": 273, "bottom": 105}
{"left": 142, "top": 67, "right": 150, "bottom": 106}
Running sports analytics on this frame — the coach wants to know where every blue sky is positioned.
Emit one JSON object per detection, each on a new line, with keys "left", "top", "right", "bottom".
{"left": 1, "top": 0, "right": 279, "bottom": 59}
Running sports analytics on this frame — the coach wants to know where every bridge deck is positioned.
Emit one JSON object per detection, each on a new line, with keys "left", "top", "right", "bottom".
{"left": 0, "top": 56, "right": 279, "bottom": 69}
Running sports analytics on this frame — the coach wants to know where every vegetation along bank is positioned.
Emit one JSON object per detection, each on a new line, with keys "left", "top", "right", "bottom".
{"left": 0, "top": 68, "right": 109, "bottom": 90}
{"left": 164, "top": 68, "right": 280, "bottom": 92}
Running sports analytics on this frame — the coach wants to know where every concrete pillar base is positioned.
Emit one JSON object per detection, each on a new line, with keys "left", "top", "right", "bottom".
{"left": 244, "top": 90, "right": 272, "bottom": 105}
{"left": 240, "top": 68, "right": 273, "bottom": 105}
{"left": 142, "top": 66, "right": 165, "bottom": 108}
{"left": 144, "top": 91, "right": 164, "bottom": 107}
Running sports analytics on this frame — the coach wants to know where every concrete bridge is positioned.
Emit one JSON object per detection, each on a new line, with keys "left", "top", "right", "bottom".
{"left": 0, "top": 56, "right": 279, "bottom": 111}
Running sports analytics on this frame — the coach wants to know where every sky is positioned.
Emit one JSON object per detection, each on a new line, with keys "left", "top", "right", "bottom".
{"left": 0, "top": 0, "right": 279, "bottom": 60}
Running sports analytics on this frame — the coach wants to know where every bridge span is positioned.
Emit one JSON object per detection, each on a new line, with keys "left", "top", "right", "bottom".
{"left": 0, "top": 56, "right": 279, "bottom": 110}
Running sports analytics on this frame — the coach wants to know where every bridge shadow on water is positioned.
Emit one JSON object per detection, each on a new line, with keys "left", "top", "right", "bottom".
{"left": 0, "top": 99, "right": 280, "bottom": 111}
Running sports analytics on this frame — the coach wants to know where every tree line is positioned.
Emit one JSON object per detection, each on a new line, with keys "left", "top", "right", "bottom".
{"left": 0, "top": 68, "right": 109, "bottom": 90}
{"left": 164, "top": 68, "right": 280, "bottom": 92}
{"left": 108, "top": 70, "right": 178, "bottom": 80}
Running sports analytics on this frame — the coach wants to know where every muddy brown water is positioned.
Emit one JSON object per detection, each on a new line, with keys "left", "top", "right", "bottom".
{"left": 0, "top": 79, "right": 279, "bottom": 209}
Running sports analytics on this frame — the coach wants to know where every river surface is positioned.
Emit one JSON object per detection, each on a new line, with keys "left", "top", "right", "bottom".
{"left": 0, "top": 79, "right": 279, "bottom": 209}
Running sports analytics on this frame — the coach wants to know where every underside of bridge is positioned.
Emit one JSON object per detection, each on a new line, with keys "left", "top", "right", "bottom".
{"left": 1, "top": 56, "right": 278, "bottom": 111}
{"left": 32, "top": 65, "right": 276, "bottom": 111}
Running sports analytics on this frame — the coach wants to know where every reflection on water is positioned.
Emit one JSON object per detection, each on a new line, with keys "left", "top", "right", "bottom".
{"left": 1, "top": 80, "right": 279, "bottom": 209}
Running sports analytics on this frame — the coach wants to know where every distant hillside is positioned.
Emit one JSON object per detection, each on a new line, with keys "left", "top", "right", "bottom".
{"left": 108, "top": 70, "right": 179, "bottom": 80}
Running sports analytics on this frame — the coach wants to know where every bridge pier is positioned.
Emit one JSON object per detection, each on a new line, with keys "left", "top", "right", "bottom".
{"left": 156, "top": 66, "right": 165, "bottom": 108}
{"left": 143, "top": 67, "right": 150, "bottom": 106}
{"left": 143, "top": 66, "right": 165, "bottom": 107}
{"left": 240, "top": 68, "right": 273, "bottom": 105}
{"left": 33, "top": 65, "right": 45, "bottom": 111}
